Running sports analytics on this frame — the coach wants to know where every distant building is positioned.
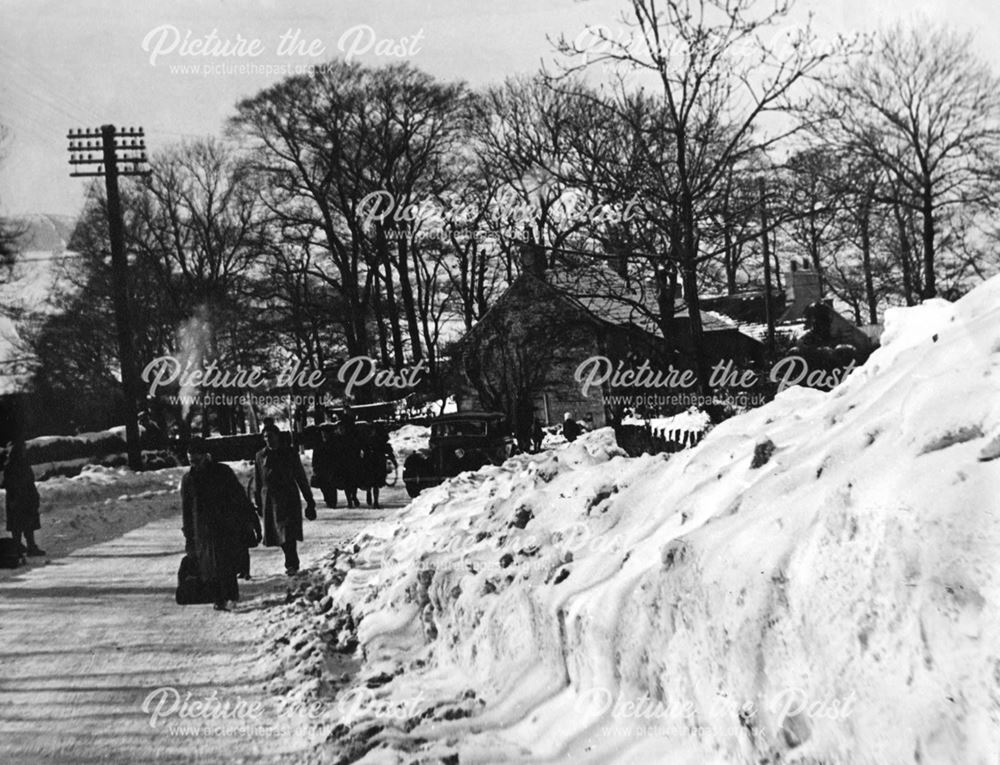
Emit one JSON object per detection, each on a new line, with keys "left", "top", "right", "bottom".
{"left": 701, "top": 260, "right": 877, "bottom": 355}
{"left": 779, "top": 260, "right": 875, "bottom": 352}
{"left": 455, "top": 250, "right": 764, "bottom": 434}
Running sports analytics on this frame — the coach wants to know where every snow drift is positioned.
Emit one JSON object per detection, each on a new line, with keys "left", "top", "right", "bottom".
{"left": 278, "top": 276, "right": 1000, "bottom": 764}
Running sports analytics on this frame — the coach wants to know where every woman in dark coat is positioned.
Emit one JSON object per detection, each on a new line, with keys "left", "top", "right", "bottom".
{"left": 2, "top": 440, "right": 44, "bottom": 556}
{"left": 181, "top": 439, "right": 260, "bottom": 610}
{"left": 310, "top": 426, "right": 339, "bottom": 508}
{"left": 253, "top": 424, "right": 315, "bottom": 575}
{"left": 332, "top": 421, "right": 363, "bottom": 509}
{"left": 360, "top": 425, "right": 397, "bottom": 509}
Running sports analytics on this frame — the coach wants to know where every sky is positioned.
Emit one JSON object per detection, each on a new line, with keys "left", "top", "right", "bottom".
{"left": 1, "top": 0, "right": 998, "bottom": 219}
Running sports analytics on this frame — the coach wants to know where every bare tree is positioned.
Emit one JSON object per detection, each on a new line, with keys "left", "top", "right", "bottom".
{"left": 553, "top": 0, "right": 847, "bottom": 391}
{"left": 821, "top": 23, "right": 1000, "bottom": 298}
{"left": 230, "top": 61, "right": 466, "bottom": 372}
{"left": 779, "top": 147, "right": 848, "bottom": 289}
{"left": 135, "top": 139, "right": 266, "bottom": 318}
{"left": 0, "top": 125, "right": 27, "bottom": 271}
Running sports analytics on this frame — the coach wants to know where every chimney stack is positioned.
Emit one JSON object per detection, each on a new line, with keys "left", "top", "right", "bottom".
{"left": 786, "top": 258, "right": 821, "bottom": 314}
{"left": 519, "top": 227, "right": 546, "bottom": 277}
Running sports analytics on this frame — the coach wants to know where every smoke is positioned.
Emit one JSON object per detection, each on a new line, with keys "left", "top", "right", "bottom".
{"left": 175, "top": 305, "right": 213, "bottom": 420}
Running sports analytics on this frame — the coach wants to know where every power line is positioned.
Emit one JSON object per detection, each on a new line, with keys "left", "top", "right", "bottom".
{"left": 0, "top": 48, "right": 106, "bottom": 126}
{"left": 66, "top": 124, "right": 149, "bottom": 470}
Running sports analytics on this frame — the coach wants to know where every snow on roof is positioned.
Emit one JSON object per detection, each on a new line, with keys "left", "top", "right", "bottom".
{"left": 736, "top": 321, "right": 805, "bottom": 344}
{"left": 671, "top": 300, "right": 738, "bottom": 332}
{"left": 543, "top": 267, "right": 740, "bottom": 336}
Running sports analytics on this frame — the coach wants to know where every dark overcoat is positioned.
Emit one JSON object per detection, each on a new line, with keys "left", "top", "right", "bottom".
{"left": 360, "top": 437, "right": 396, "bottom": 489}
{"left": 253, "top": 446, "right": 311, "bottom": 546}
{"left": 311, "top": 441, "right": 336, "bottom": 489}
{"left": 2, "top": 449, "right": 40, "bottom": 533}
{"left": 181, "top": 461, "right": 258, "bottom": 583}
{"left": 330, "top": 431, "right": 363, "bottom": 490}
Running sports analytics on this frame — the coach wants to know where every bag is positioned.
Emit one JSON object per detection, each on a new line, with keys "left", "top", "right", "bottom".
{"left": 0, "top": 537, "right": 21, "bottom": 569}
{"left": 175, "top": 554, "right": 214, "bottom": 605}
{"left": 242, "top": 519, "right": 261, "bottom": 549}
{"left": 241, "top": 504, "right": 262, "bottom": 549}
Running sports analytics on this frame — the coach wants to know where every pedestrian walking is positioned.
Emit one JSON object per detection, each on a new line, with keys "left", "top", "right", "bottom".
{"left": 1, "top": 440, "right": 44, "bottom": 558}
{"left": 253, "top": 424, "right": 316, "bottom": 576}
{"left": 311, "top": 425, "right": 339, "bottom": 508}
{"left": 361, "top": 425, "right": 397, "bottom": 509}
{"left": 180, "top": 438, "right": 261, "bottom": 611}
{"left": 336, "top": 419, "right": 363, "bottom": 509}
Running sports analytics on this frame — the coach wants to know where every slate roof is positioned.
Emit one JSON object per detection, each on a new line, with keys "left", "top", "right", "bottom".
{"left": 542, "top": 267, "right": 741, "bottom": 336}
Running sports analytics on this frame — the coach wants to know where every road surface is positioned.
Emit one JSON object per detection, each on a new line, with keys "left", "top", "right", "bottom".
{"left": 0, "top": 485, "right": 403, "bottom": 764}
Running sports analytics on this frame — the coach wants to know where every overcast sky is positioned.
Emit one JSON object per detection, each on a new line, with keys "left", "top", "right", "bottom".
{"left": 1, "top": 0, "right": 998, "bottom": 218}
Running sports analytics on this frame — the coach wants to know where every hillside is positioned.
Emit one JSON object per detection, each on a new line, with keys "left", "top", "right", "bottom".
{"left": 0, "top": 213, "right": 78, "bottom": 395}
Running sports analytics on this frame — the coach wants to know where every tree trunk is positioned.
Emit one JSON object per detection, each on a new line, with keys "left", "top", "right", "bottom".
{"left": 809, "top": 210, "right": 822, "bottom": 293}
{"left": 893, "top": 201, "right": 916, "bottom": 306}
{"left": 381, "top": 255, "right": 406, "bottom": 368}
{"left": 370, "top": 270, "right": 391, "bottom": 367}
{"left": 395, "top": 237, "right": 424, "bottom": 362}
{"left": 921, "top": 185, "right": 936, "bottom": 299}
{"left": 860, "top": 189, "right": 878, "bottom": 325}
{"left": 681, "top": 260, "right": 709, "bottom": 394}
{"left": 724, "top": 225, "right": 737, "bottom": 294}
{"left": 759, "top": 179, "right": 776, "bottom": 360}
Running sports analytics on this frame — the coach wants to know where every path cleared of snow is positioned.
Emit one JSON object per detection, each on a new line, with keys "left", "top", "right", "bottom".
{"left": 0, "top": 483, "right": 403, "bottom": 764}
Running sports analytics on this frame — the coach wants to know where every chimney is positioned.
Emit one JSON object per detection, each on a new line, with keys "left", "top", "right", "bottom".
{"left": 519, "top": 227, "right": 546, "bottom": 277}
{"left": 786, "top": 258, "right": 821, "bottom": 315}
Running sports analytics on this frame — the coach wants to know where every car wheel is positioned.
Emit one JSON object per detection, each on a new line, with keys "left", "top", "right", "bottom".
{"left": 403, "top": 456, "right": 426, "bottom": 498}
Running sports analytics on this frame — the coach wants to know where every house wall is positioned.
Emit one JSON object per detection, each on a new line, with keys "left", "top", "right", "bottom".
{"left": 532, "top": 352, "right": 608, "bottom": 428}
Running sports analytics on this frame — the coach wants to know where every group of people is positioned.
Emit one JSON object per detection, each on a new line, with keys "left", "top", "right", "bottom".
{"left": 180, "top": 419, "right": 396, "bottom": 611}
{"left": 181, "top": 423, "right": 317, "bottom": 610}
{"left": 1, "top": 440, "right": 45, "bottom": 560}
{"left": 310, "top": 420, "right": 397, "bottom": 510}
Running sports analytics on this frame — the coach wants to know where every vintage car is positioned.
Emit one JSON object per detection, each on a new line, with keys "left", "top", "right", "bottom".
{"left": 402, "top": 411, "right": 517, "bottom": 497}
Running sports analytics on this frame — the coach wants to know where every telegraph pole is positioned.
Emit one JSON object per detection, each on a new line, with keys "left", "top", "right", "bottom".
{"left": 67, "top": 125, "right": 149, "bottom": 470}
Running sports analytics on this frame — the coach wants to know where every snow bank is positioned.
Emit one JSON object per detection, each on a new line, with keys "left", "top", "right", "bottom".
{"left": 279, "top": 276, "right": 1000, "bottom": 763}
{"left": 389, "top": 424, "right": 430, "bottom": 462}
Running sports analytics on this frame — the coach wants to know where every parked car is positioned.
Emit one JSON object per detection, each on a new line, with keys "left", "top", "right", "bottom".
{"left": 402, "top": 412, "right": 517, "bottom": 497}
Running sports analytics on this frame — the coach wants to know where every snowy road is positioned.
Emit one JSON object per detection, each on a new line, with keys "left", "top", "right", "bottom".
{"left": 0, "top": 486, "right": 403, "bottom": 764}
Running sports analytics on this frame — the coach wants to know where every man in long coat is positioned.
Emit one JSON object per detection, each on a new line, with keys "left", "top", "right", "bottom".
{"left": 254, "top": 424, "right": 315, "bottom": 575}
{"left": 181, "top": 438, "right": 261, "bottom": 610}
